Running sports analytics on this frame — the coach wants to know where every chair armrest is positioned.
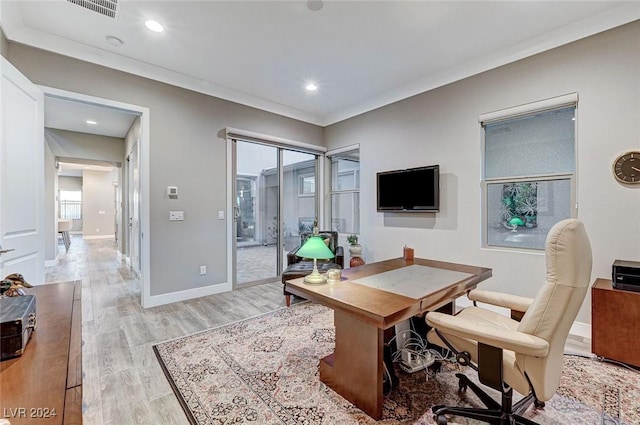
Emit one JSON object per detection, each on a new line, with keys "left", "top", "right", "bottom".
{"left": 426, "top": 311, "right": 549, "bottom": 357}
{"left": 334, "top": 246, "right": 344, "bottom": 268}
{"left": 287, "top": 246, "right": 301, "bottom": 266}
{"left": 468, "top": 289, "right": 534, "bottom": 314}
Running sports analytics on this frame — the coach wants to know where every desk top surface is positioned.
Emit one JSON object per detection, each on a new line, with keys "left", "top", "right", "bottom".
{"left": 285, "top": 257, "right": 492, "bottom": 329}
{"left": 0, "top": 281, "right": 79, "bottom": 425}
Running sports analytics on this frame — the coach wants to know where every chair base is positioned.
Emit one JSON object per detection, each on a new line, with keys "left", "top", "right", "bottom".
{"left": 432, "top": 373, "right": 542, "bottom": 425}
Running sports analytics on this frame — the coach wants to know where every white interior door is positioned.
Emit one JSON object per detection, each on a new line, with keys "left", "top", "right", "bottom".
{"left": 0, "top": 57, "right": 45, "bottom": 283}
{"left": 128, "top": 142, "right": 141, "bottom": 277}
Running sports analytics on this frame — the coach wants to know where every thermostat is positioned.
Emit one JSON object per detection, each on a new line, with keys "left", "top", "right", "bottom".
{"left": 167, "top": 186, "right": 178, "bottom": 199}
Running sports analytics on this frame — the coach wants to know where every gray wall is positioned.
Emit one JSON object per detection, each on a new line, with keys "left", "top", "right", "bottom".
{"left": 82, "top": 169, "right": 117, "bottom": 238}
{"left": 46, "top": 128, "right": 125, "bottom": 163}
{"left": 0, "top": 28, "right": 7, "bottom": 57}
{"left": 44, "top": 141, "right": 57, "bottom": 261}
{"left": 325, "top": 21, "right": 640, "bottom": 325}
{"left": 8, "top": 43, "right": 323, "bottom": 297}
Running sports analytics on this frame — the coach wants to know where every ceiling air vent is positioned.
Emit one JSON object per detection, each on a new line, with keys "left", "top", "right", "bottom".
{"left": 66, "top": 0, "right": 118, "bottom": 19}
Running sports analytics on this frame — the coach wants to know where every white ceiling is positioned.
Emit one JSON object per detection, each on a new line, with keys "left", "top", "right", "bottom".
{"left": 2, "top": 1, "right": 639, "bottom": 127}
{"left": 45, "top": 96, "right": 138, "bottom": 138}
{"left": 58, "top": 161, "right": 114, "bottom": 177}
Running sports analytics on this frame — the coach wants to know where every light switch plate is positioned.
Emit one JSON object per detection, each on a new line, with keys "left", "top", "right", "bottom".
{"left": 218, "top": 210, "right": 224, "bottom": 220}
{"left": 169, "top": 211, "right": 184, "bottom": 221}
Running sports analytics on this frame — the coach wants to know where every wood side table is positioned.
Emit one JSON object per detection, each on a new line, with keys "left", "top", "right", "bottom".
{"left": 591, "top": 278, "right": 640, "bottom": 368}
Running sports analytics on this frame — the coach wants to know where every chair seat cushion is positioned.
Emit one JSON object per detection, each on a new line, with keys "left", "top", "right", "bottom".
{"left": 427, "top": 306, "right": 530, "bottom": 396}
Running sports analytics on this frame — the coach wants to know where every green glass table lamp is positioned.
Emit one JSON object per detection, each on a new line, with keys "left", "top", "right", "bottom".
{"left": 296, "top": 235, "right": 335, "bottom": 285}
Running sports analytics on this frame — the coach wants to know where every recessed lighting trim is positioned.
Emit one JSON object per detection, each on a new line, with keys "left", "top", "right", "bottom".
{"left": 307, "top": 0, "right": 323, "bottom": 12}
{"left": 145, "top": 20, "right": 164, "bottom": 33}
{"left": 305, "top": 83, "right": 318, "bottom": 92}
{"left": 86, "top": 120, "right": 98, "bottom": 125}
{"left": 105, "top": 35, "right": 123, "bottom": 47}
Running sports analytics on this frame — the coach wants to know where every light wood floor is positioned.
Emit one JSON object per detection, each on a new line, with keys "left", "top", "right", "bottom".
{"left": 46, "top": 236, "right": 288, "bottom": 425}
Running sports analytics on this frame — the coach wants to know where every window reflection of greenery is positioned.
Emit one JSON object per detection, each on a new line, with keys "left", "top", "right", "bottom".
{"left": 499, "top": 183, "right": 538, "bottom": 229}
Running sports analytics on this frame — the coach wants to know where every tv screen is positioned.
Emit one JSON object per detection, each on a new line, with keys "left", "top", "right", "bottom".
{"left": 377, "top": 165, "right": 439, "bottom": 212}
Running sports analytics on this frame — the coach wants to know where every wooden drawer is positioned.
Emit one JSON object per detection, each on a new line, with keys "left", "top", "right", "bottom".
{"left": 592, "top": 278, "right": 640, "bottom": 368}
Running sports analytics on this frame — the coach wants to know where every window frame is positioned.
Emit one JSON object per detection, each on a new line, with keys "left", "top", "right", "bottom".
{"left": 327, "top": 146, "right": 360, "bottom": 235}
{"left": 480, "top": 97, "right": 578, "bottom": 251}
{"left": 58, "top": 189, "right": 83, "bottom": 220}
{"left": 298, "top": 173, "right": 316, "bottom": 196}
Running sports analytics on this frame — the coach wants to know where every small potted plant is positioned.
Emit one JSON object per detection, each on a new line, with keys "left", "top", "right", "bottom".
{"left": 346, "top": 234, "right": 362, "bottom": 257}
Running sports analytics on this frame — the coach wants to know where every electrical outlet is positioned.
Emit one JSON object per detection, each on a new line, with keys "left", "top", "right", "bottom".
{"left": 200, "top": 265, "right": 206, "bottom": 275}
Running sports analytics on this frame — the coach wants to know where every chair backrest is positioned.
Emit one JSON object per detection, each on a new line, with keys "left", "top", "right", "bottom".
{"left": 300, "top": 231, "right": 338, "bottom": 254}
{"left": 516, "top": 219, "right": 592, "bottom": 401}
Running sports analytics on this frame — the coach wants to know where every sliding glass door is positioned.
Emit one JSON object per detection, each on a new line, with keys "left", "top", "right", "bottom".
{"left": 234, "top": 140, "right": 318, "bottom": 287}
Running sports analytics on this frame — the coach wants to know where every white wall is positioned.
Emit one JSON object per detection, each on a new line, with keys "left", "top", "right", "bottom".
{"left": 82, "top": 169, "right": 117, "bottom": 238}
{"left": 325, "top": 21, "right": 640, "bottom": 325}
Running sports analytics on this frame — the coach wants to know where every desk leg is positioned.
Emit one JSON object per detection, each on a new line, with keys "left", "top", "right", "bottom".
{"left": 320, "top": 310, "right": 384, "bottom": 419}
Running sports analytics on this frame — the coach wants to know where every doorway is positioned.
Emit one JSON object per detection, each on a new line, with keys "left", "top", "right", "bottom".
{"left": 40, "top": 86, "right": 150, "bottom": 306}
{"left": 233, "top": 140, "right": 319, "bottom": 287}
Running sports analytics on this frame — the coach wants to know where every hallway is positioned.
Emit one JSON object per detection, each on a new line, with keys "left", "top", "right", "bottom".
{"left": 46, "top": 235, "right": 286, "bottom": 424}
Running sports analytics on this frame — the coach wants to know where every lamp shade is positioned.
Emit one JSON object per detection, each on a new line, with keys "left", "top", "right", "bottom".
{"left": 297, "top": 236, "right": 335, "bottom": 260}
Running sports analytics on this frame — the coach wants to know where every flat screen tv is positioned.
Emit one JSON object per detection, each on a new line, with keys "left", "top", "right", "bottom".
{"left": 376, "top": 165, "right": 440, "bottom": 212}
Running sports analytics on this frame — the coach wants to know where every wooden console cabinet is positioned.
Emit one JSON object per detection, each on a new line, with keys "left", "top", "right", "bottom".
{"left": 592, "top": 278, "right": 640, "bottom": 368}
{"left": 0, "top": 281, "right": 82, "bottom": 425}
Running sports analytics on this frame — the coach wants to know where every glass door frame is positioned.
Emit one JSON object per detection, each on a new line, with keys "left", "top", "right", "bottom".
{"left": 229, "top": 137, "right": 324, "bottom": 289}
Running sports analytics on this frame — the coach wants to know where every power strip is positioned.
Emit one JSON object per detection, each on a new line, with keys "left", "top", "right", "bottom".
{"left": 399, "top": 350, "right": 434, "bottom": 373}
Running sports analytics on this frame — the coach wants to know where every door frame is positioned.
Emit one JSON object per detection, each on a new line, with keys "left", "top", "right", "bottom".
{"left": 39, "top": 86, "right": 151, "bottom": 307}
{"left": 225, "top": 127, "right": 327, "bottom": 289}
{"left": 126, "top": 142, "right": 141, "bottom": 278}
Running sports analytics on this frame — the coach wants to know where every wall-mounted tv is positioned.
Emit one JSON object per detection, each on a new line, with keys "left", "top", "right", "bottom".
{"left": 376, "top": 165, "right": 440, "bottom": 212}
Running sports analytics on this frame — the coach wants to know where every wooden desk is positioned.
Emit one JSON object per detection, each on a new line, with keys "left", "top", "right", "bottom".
{"left": 0, "top": 281, "right": 82, "bottom": 425}
{"left": 285, "top": 257, "right": 492, "bottom": 419}
{"left": 592, "top": 278, "right": 640, "bottom": 368}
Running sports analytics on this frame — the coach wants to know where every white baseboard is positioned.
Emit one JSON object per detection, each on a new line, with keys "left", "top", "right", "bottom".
{"left": 45, "top": 258, "right": 59, "bottom": 267}
{"left": 569, "top": 321, "right": 591, "bottom": 340}
{"left": 142, "top": 282, "right": 232, "bottom": 308}
{"left": 83, "top": 235, "right": 115, "bottom": 240}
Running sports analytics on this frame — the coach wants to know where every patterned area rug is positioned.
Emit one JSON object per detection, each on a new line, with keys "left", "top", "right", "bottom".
{"left": 153, "top": 302, "right": 640, "bottom": 424}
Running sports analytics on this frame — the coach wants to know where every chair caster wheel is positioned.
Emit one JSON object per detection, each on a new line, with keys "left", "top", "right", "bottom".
{"left": 456, "top": 351, "right": 471, "bottom": 366}
{"left": 534, "top": 400, "right": 545, "bottom": 408}
{"left": 434, "top": 414, "right": 448, "bottom": 425}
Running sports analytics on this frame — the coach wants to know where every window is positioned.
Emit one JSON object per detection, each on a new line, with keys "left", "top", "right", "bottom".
{"left": 299, "top": 174, "right": 315, "bottom": 195}
{"left": 482, "top": 97, "right": 576, "bottom": 250}
{"left": 59, "top": 190, "right": 82, "bottom": 220}
{"left": 328, "top": 147, "right": 360, "bottom": 234}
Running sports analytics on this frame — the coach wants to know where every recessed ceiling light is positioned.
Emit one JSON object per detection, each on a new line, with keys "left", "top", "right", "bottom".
{"left": 307, "top": 0, "right": 323, "bottom": 12}
{"left": 105, "top": 35, "right": 124, "bottom": 47}
{"left": 305, "top": 83, "right": 318, "bottom": 92}
{"left": 86, "top": 120, "right": 98, "bottom": 125}
{"left": 145, "top": 20, "right": 164, "bottom": 33}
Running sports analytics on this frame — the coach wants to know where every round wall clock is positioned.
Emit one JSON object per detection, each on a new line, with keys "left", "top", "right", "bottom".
{"left": 613, "top": 151, "right": 640, "bottom": 184}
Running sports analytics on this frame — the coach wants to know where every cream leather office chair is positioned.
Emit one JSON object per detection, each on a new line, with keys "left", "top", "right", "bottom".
{"left": 426, "top": 219, "right": 592, "bottom": 425}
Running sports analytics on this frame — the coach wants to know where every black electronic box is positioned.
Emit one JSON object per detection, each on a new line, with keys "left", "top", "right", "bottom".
{"left": 612, "top": 259, "right": 640, "bottom": 292}
{"left": 0, "top": 295, "right": 37, "bottom": 360}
